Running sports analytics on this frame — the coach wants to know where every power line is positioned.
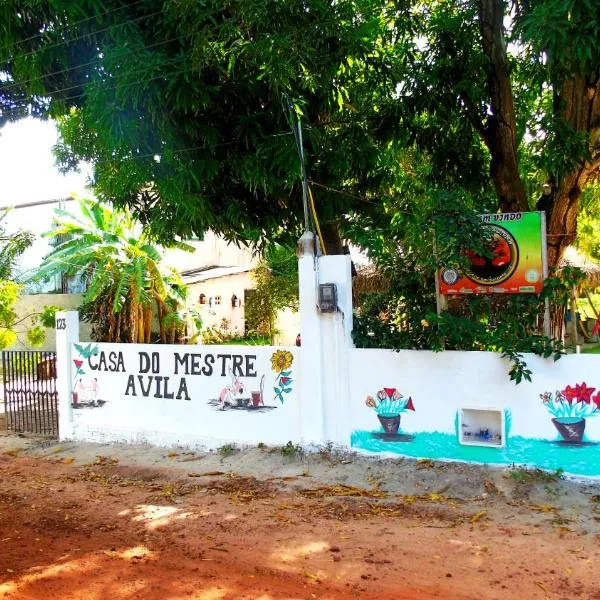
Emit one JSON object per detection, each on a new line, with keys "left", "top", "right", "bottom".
{"left": 1, "top": 9, "right": 162, "bottom": 66}
{"left": 0, "top": 37, "right": 179, "bottom": 95}
{"left": 135, "top": 131, "right": 295, "bottom": 161}
{"left": 0, "top": 197, "right": 75, "bottom": 211}
{"left": 308, "top": 180, "right": 379, "bottom": 205}
{"left": 0, "top": 60, "right": 186, "bottom": 119}
{"left": 0, "top": 0, "right": 148, "bottom": 56}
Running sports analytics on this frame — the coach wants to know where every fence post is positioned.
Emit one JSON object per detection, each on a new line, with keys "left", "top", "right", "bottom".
{"left": 55, "top": 311, "right": 80, "bottom": 440}
{"left": 297, "top": 233, "right": 354, "bottom": 446}
{"left": 317, "top": 255, "right": 354, "bottom": 446}
{"left": 298, "top": 233, "right": 325, "bottom": 444}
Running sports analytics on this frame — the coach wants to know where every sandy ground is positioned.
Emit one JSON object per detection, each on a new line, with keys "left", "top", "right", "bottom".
{"left": 1, "top": 433, "right": 600, "bottom": 599}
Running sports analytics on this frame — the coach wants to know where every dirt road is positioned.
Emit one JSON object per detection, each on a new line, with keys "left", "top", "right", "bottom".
{"left": 0, "top": 435, "right": 599, "bottom": 599}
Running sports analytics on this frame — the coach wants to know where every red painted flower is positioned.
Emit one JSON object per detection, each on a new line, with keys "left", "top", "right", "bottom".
{"left": 280, "top": 377, "right": 291, "bottom": 385}
{"left": 405, "top": 397, "right": 415, "bottom": 411}
{"left": 593, "top": 392, "right": 600, "bottom": 410}
{"left": 575, "top": 382, "right": 596, "bottom": 405}
{"left": 73, "top": 359, "right": 83, "bottom": 368}
{"left": 384, "top": 387, "right": 396, "bottom": 399}
{"left": 561, "top": 385, "right": 577, "bottom": 403}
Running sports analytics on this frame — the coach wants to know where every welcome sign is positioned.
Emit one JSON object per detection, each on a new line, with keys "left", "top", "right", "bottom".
{"left": 439, "top": 212, "right": 545, "bottom": 295}
{"left": 70, "top": 342, "right": 300, "bottom": 445}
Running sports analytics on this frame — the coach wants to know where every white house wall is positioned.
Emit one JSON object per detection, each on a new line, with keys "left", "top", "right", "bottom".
{"left": 164, "top": 232, "right": 256, "bottom": 273}
{"left": 187, "top": 272, "right": 253, "bottom": 335}
{"left": 12, "top": 294, "right": 91, "bottom": 351}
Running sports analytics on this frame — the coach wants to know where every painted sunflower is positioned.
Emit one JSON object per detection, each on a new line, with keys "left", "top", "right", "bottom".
{"left": 271, "top": 350, "right": 293, "bottom": 373}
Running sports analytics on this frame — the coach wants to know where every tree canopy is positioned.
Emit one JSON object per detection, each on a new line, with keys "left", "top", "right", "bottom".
{"left": 0, "top": 0, "right": 598, "bottom": 265}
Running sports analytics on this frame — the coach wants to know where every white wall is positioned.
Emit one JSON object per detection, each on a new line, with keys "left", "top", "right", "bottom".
{"left": 275, "top": 308, "right": 300, "bottom": 346}
{"left": 348, "top": 350, "right": 600, "bottom": 441}
{"left": 67, "top": 342, "right": 300, "bottom": 448}
{"left": 12, "top": 294, "right": 91, "bottom": 351}
{"left": 186, "top": 272, "right": 253, "bottom": 335}
{"left": 164, "top": 232, "right": 256, "bottom": 273}
{"left": 347, "top": 349, "right": 600, "bottom": 476}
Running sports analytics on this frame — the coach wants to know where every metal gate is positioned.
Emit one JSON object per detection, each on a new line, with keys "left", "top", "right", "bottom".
{"left": 2, "top": 351, "right": 58, "bottom": 437}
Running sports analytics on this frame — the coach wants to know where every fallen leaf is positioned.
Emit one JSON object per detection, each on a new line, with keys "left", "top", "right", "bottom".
{"left": 534, "top": 581, "right": 548, "bottom": 594}
{"left": 62, "top": 458, "right": 75, "bottom": 465}
{"left": 527, "top": 504, "right": 556, "bottom": 513}
{"left": 470, "top": 511, "right": 488, "bottom": 523}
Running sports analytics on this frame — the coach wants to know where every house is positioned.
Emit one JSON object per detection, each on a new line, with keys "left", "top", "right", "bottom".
{"left": 3, "top": 199, "right": 298, "bottom": 349}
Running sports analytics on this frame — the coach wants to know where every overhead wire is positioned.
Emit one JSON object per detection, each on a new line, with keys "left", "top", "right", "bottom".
{"left": 0, "top": 37, "right": 179, "bottom": 95}
{"left": 0, "top": 59, "right": 187, "bottom": 119}
{"left": 0, "top": 0, "right": 148, "bottom": 55}
{"left": 0, "top": 9, "right": 162, "bottom": 65}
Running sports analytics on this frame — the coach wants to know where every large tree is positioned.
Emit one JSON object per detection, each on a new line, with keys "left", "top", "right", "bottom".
{"left": 0, "top": 0, "right": 401, "bottom": 253}
{"left": 0, "top": 1, "right": 598, "bottom": 265}
{"left": 388, "top": 0, "right": 600, "bottom": 267}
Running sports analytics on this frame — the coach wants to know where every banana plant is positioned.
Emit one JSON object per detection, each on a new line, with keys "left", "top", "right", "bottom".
{"left": 34, "top": 197, "right": 195, "bottom": 343}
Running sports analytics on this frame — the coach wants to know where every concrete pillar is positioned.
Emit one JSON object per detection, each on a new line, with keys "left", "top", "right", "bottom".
{"left": 55, "top": 311, "right": 79, "bottom": 440}
{"left": 297, "top": 232, "right": 354, "bottom": 446}
{"left": 298, "top": 233, "right": 325, "bottom": 444}
{"left": 317, "top": 255, "right": 354, "bottom": 445}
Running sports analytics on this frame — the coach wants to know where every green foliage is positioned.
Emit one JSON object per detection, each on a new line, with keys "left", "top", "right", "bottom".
{"left": 200, "top": 318, "right": 238, "bottom": 345}
{"left": 0, "top": 279, "right": 20, "bottom": 350}
{"left": 575, "top": 184, "right": 600, "bottom": 261}
{"left": 280, "top": 441, "right": 303, "bottom": 458}
{"left": 508, "top": 466, "right": 565, "bottom": 485}
{"left": 0, "top": 209, "right": 34, "bottom": 281}
{"left": 39, "top": 305, "right": 61, "bottom": 329}
{"left": 0, "top": 280, "right": 56, "bottom": 349}
{"left": 218, "top": 443, "right": 237, "bottom": 458}
{"left": 245, "top": 244, "right": 298, "bottom": 344}
{"left": 1, "top": 0, "right": 405, "bottom": 247}
{"left": 1, "top": 0, "right": 598, "bottom": 270}
{"left": 349, "top": 196, "right": 573, "bottom": 383}
{"left": 34, "top": 197, "right": 191, "bottom": 343}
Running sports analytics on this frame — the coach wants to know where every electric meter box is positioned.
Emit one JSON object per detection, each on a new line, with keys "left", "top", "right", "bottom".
{"left": 318, "top": 283, "right": 338, "bottom": 312}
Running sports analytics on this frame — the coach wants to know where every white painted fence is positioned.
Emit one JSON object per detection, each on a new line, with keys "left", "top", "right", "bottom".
{"left": 54, "top": 242, "right": 600, "bottom": 477}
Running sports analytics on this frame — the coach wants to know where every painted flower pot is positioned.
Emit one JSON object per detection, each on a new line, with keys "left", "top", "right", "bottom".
{"left": 378, "top": 414, "right": 401, "bottom": 435}
{"left": 552, "top": 417, "right": 586, "bottom": 443}
{"left": 251, "top": 392, "right": 262, "bottom": 407}
{"left": 71, "top": 391, "right": 79, "bottom": 407}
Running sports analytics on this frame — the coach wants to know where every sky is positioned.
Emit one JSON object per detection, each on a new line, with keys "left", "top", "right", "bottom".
{"left": 0, "top": 117, "right": 90, "bottom": 208}
{"left": 0, "top": 118, "right": 91, "bottom": 282}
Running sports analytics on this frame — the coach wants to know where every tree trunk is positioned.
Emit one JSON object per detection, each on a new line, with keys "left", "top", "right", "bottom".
{"left": 129, "top": 300, "right": 137, "bottom": 344}
{"left": 478, "top": 0, "right": 529, "bottom": 213}
{"left": 137, "top": 305, "right": 145, "bottom": 343}
{"left": 546, "top": 74, "right": 600, "bottom": 268}
{"left": 320, "top": 222, "right": 345, "bottom": 255}
{"left": 115, "top": 310, "right": 122, "bottom": 343}
{"left": 144, "top": 306, "right": 153, "bottom": 343}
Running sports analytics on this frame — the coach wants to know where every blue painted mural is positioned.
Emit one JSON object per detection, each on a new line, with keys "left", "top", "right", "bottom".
{"left": 352, "top": 381, "right": 600, "bottom": 477}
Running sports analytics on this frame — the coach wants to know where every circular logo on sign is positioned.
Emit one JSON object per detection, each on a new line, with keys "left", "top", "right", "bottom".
{"left": 525, "top": 269, "right": 539, "bottom": 283}
{"left": 441, "top": 269, "right": 459, "bottom": 285}
{"left": 465, "top": 225, "right": 519, "bottom": 286}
